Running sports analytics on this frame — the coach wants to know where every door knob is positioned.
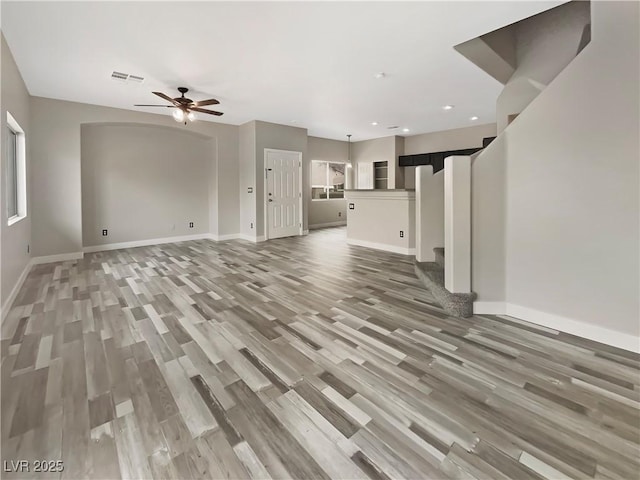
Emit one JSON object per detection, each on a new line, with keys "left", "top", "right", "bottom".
{"left": 268, "top": 199, "right": 273, "bottom": 202}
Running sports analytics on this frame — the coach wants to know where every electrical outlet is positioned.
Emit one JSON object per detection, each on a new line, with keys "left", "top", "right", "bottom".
{"left": 248, "top": 187, "right": 253, "bottom": 193}
{"left": 102, "top": 229, "right": 108, "bottom": 236}
{"left": 250, "top": 222, "right": 254, "bottom": 229}
{"left": 399, "top": 231, "right": 404, "bottom": 238}
{"left": 349, "top": 203, "right": 355, "bottom": 210}
{"left": 338, "top": 212, "right": 342, "bottom": 217}
{"left": 189, "top": 222, "right": 194, "bottom": 228}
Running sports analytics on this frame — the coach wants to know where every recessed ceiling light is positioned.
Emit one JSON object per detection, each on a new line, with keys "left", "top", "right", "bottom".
{"left": 374, "top": 72, "right": 386, "bottom": 79}
{"left": 371, "top": 122, "right": 378, "bottom": 126}
{"left": 470, "top": 116, "right": 479, "bottom": 121}
{"left": 443, "top": 105, "right": 454, "bottom": 110}
{"left": 402, "top": 128, "right": 410, "bottom": 133}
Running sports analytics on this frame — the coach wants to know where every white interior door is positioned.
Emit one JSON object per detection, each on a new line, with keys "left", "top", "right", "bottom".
{"left": 265, "top": 149, "right": 302, "bottom": 239}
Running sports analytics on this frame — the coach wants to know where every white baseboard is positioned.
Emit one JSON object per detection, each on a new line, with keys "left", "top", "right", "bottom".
{"left": 1, "top": 260, "right": 33, "bottom": 322}
{"left": 303, "top": 229, "right": 309, "bottom": 235}
{"left": 347, "top": 238, "right": 415, "bottom": 256}
{"left": 473, "top": 301, "right": 507, "bottom": 315}
{"left": 83, "top": 233, "right": 213, "bottom": 253}
{"left": 31, "top": 251, "right": 84, "bottom": 265}
{"left": 473, "top": 301, "right": 639, "bottom": 353}
{"left": 236, "top": 234, "right": 260, "bottom": 242}
{"left": 211, "top": 233, "right": 241, "bottom": 241}
{"left": 309, "top": 221, "right": 346, "bottom": 230}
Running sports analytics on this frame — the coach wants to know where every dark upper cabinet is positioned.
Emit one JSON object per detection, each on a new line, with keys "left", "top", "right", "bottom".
{"left": 399, "top": 137, "right": 496, "bottom": 172}
{"left": 398, "top": 148, "right": 480, "bottom": 172}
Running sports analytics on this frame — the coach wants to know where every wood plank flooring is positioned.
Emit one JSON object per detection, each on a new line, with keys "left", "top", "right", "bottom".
{"left": 1, "top": 227, "right": 639, "bottom": 479}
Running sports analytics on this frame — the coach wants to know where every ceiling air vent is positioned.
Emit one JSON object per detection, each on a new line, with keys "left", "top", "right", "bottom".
{"left": 387, "top": 126, "right": 399, "bottom": 130}
{"left": 111, "top": 71, "right": 128, "bottom": 82}
{"left": 111, "top": 71, "right": 145, "bottom": 84}
{"left": 128, "top": 75, "right": 145, "bottom": 84}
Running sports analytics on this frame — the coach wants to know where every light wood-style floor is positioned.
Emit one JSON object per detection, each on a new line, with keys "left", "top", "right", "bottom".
{"left": 2, "top": 227, "right": 639, "bottom": 479}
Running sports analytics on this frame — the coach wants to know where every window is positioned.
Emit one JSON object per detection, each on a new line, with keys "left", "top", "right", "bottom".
{"left": 311, "top": 161, "right": 345, "bottom": 200}
{"left": 7, "top": 127, "right": 18, "bottom": 218}
{"left": 6, "top": 112, "right": 26, "bottom": 225}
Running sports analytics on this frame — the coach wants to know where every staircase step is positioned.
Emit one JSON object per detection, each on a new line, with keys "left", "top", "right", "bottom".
{"left": 433, "top": 248, "right": 445, "bottom": 269}
{"left": 414, "top": 261, "right": 476, "bottom": 318}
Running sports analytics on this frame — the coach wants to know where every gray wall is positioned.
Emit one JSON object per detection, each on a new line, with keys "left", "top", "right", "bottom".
{"left": 496, "top": 1, "right": 591, "bottom": 132}
{"left": 254, "top": 121, "right": 308, "bottom": 237}
{"left": 29, "top": 97, "right": 239, "bottom": 256}
{"left": 81, "top": 124, "right": 212, "bottom": 246}
{"left": 1, "top": 34, "right": 31, "bottom": 309}
{"left": 403, "top": 123, "right": 497, "bottom": 188}
{"left": 474, "top": 0, "right": 639, "bottom": 336}
{"left": 308, "top": 136, "right": 348, "bottom": 227}
{"left": 238, "top": 121, "right": 257, "bottom": 237}
{"left": 352, "top": 136, "right": 404, "bottom": 189}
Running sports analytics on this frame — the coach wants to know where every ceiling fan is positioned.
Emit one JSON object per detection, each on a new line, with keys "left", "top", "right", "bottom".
{"left": 135, "top": 87, "right": 223, "bottom": 124}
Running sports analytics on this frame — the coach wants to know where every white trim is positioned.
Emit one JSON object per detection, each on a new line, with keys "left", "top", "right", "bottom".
{"left": 473, "top": 301, "right": 507, "bottom": 315}
{"left": 235, "top": 234, "right": 266, "bottom": 243}
{"left": 236, "top": 234, "right": 257, "bottom": 242}
{"left": 1, "top": 260, "right": 32, "bottom": 322}
{"left": 6, "top": 112, "right": 27, "bottom": 225}
{"left": 83, "top": 233, "right": 213, "bottom": 253}
{"left": 264, "top": 148, "right": 304, "bottom": 241}
{"left": 345, "top": 190, "right": 415, "bottom": 201}
{"left": 473, "top": 301, "right": 640, "bottom": 353}
{"left": 444, "top": 156, "right": 471, "bottom": 294}
{"left": 309, "top": 221, "right": 347, "bottom": 230}
{"left": 7, "top": 214, "right": 26, "bottom": 227}
{"left": 32, "top": 251, "right": 84, "bottom": 265}
{"left": 347, "top": 238, "right": 415, "bottom": 256}
{"left": 211, "top": 233, "right": 242, "bottom": 241}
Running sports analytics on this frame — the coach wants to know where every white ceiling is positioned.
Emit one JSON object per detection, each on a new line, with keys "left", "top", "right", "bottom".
{"left": 2, "top": 1, "right": 561, "bottom": 141}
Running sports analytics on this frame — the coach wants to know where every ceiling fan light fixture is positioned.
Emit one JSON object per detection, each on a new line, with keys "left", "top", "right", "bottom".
{"left": 173, "top": 109, "right": 185, "bottom": 122}
{"left": 138, "top": 88, "right": 222, "bottom": 124}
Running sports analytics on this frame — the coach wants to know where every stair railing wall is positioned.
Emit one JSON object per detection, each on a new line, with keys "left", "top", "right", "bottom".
{"left": 444, "top": 156, "right": 472, "bottom": 294}
{"left": 415, "top": 165, "right": 444, "bottom": 262}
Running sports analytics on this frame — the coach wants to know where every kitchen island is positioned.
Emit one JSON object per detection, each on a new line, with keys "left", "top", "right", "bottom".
{"left": 345, "top": 189, "right": 415, "bottom": 255}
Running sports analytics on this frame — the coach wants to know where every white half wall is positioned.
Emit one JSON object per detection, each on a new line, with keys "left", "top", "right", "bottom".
{"left": 444, "top": 156, "right": 471, "bottom": 293}
{"left": 415, "top": 166, "right": 444, "bottom": 263}
{"left": 346, "top": 190, "right": 415, "bottom": 255}
{"left": 472, "top": 1, "right": 640, "bottom": 341}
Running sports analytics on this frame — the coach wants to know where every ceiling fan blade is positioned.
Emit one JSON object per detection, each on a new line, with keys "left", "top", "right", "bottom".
{"left": 153, "top": 91, "right": 181, "bottom": 106}
{"left": 134, "top": 104, "right": 175, "bottom": 107}
{"left": 192, "top": 98, "right": 220, "bottom": 107}
{"left": 190, "top": 106, "right": 224, "bottom": 116}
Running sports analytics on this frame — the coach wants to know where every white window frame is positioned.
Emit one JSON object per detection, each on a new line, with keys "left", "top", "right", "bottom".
{"left": 6, "top": 112, "right": 27, "bottom": 226}
{"left": 311, "top": 160, "right": 346, "bottom": 201}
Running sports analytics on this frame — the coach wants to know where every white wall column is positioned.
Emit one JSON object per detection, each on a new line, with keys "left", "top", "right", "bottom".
{"left": 415, "top": 165, "right": 444, "bottom": 262}
{"left": 444, "top": 156, "right": 471, "bottom": 293}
